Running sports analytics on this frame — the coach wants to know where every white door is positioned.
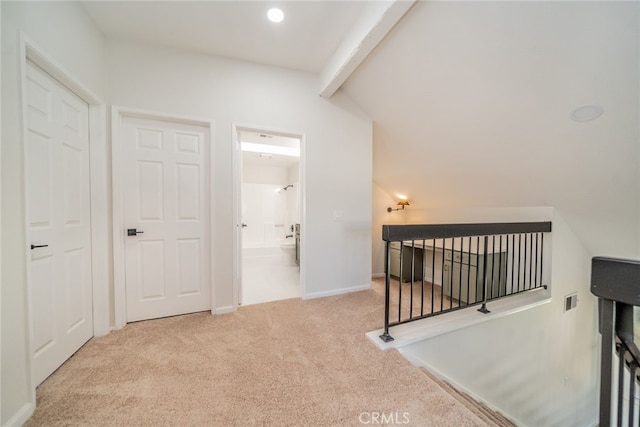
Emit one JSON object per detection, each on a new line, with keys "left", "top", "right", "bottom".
{"left": 122, "top": 116, "right": 211, "bottom": 322}
{"left": 25, "top": 61, "right": 93, "bottom": 386}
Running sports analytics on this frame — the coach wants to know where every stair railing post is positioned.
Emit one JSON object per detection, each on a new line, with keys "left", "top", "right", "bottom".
{"left": 379, "top": 240, "right": 394, "bottom": 342}
{"left": 599, "top": 298, "right": 614, "bottom": 427}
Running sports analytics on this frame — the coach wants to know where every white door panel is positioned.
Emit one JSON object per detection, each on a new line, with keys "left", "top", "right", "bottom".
{"left": 122, "top": 116, "right": 211, "bottom": 322}
{"left": 26, "top": 61, "right": 93, "bottom": 386}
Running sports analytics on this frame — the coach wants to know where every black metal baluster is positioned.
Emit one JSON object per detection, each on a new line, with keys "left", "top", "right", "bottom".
{"left": 617, "top": 343, "right": 625, "bottom": 426}
{"left": 451, "top": 237, "right": 462, "bottom": 307}
{"left": 532, "top": 233, "right": 539, "bottom": 288}
{"left": 511, "top": 234, "right": 516, "bottom": 294}
{"left": 478, "top": 236, "right": 490, "bottom": 314}
{"left": 498, "top": 234, "right": 503, "bottom": 297}
{"left": 517, "top": 234, "right": 522, "bottom": 293}
{"left": 476, "top": 236, "right": 481, "bottom": 303}
{"left": 489, "top": 235, "right": 496, "bottom": 300}
{"left": 540, "top": 233, "right": 546, "bottom": 289}
{"left": 528, "top": 232, "right": 533, "bottom": 290}
{"left": 421, "top": 239, "right": 426, "bottom": 317}
{"left": 440, "top": 238, "right": 445, "bottom": 313}
{"left": 629, "top": 361, "right": 636, "bottom": 427}
{"left": 410, "top": 240, "right": 415, "bottom": 319}
{"left": 431, "top": 238, "right": 436, "bottom": 314}
{"left": 398, "top": 243, "right": 403, "bottom": 323}
{"left": 466, "top": 236, "right": 471, "bottom": 305}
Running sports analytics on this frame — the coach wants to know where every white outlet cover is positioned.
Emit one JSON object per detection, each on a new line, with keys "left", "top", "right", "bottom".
{"left": 564, "top": 293, "right": 578, "bottom": 312}
{"left": 333, "top": 210, "right": 344, "bottom": 221}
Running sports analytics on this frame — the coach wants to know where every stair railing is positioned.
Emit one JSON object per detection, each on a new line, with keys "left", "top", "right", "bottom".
{"left": 592, "top": 257, "right": 640, "bottom": 426}
{"left": 379, "top": 221, "right": 552, "bottom": 342}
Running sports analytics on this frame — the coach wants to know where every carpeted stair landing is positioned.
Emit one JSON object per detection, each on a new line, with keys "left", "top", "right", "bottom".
{"left": 26, "top": 282, "right": 514, "bottom": 426}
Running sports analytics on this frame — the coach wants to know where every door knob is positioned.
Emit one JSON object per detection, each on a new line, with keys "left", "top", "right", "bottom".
{"left": 127, "top": 229, "right": 145, "bottom": 236}
{"left": 30, "top": 244, "right": 48, "bottom": 250}
{"left": 241, "top": 223, "right": 248, "bottom": 228}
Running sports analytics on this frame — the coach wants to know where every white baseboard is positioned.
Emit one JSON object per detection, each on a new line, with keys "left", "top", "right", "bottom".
{"left": 372, "top": 273, "right": 385, "bottom": 279}
{"left": 214, "top": 305, "right": 235, "bottom": 315}
{"left": 303, "top": 283, "right": 371, "bottom": 300}
{"left": 3, "top": 402, "right": 34, "bottom": 427}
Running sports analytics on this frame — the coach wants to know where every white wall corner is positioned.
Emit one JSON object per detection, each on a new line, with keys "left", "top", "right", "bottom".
{"left": 319, "top": 0, "right": 416, "bottom": 98}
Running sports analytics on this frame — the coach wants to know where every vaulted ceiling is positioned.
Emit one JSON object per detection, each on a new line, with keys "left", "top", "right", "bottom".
{"left": 82, "top": 0, "right": 639, "bottom": 256}
{"left": 342, "top": 1, "right": 639, "bottom": 256}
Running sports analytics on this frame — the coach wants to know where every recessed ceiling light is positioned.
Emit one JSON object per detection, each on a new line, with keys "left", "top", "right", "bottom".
{"left": 570, "top": 105, "right": 604, "bottom": 122}
{"left": 267, "top": 8, "right": 284, "bottom": 23}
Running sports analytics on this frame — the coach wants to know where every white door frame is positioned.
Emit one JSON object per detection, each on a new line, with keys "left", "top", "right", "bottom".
{"left": 231, "top": 123, "right": 307, "bottom": 308}
{"left": 19, "top": 34, "right": 109, "bottom": 394}
{"left": 112, "top": 107, "right": 215, "bottom": 329}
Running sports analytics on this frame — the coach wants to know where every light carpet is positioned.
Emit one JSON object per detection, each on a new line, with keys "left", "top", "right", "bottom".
{"left": 26, "top": 280, "right": 509, "bottom": 426}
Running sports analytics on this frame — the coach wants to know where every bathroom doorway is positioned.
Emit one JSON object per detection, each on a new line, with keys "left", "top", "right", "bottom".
{"left": 234, "top": 128, "right": 302, "bottom": 306}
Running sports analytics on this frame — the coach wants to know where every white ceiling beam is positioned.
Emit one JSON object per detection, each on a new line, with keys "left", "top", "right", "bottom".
{"left": 319, "top": 0, "right": 416, "bottom": 98}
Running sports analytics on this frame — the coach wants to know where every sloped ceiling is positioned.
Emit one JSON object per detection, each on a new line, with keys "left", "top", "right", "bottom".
{"left": 343, "top": 1, "right": 639, "bottom": 257}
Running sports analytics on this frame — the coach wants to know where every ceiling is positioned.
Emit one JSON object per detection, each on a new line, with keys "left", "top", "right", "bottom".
{"left": 80, "top": 0, "right": 639, "bottom": 256}
{"left": 82, "top": 1, "right": 367, "bottom": 73}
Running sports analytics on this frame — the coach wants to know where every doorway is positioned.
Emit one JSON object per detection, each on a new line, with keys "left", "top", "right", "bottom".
{"left": 234, "top": 128, "right": 303, "bottom": 306}
{"left": 112, "top": 108, "right": 215, "bottom": 327}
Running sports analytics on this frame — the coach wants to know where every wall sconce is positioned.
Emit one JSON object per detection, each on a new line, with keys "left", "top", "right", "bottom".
{"left": 387, "top": 199, "right": 410, "bottom": 212}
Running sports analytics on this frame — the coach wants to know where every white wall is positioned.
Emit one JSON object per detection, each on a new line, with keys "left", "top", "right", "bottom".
{"left": 106, "top": 39, "right": 372, "bottom": 304}
{"left": 371, "top": 182, "right": 408, "bottom": 277}
{"left": 400, "top": 209, "right": 598, "bottom": 426}
{"left": 1, "top": 2, "right": 106, "bottom": 424}
{"left": 242, "top": 163, "right": 288, "bottom": 185}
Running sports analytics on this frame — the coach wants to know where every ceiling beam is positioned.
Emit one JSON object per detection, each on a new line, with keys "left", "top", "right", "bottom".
{"left": 319, "top": 0, "right": 416, "bottom": 99}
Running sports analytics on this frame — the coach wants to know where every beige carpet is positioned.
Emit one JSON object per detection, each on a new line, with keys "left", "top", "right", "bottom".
{"left": 26, "top": 280, "right": 508, "bottom": 426}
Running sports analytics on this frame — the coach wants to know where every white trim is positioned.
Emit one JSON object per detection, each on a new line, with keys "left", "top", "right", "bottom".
{"left": 18, "top": 32, "right": 36, "bottom": 413}
{"left": 111, "top": 107, "right": 126, "bottom": 329}
{"left": 20, "top": 32, "right": 108, "bottom": 394}
{"left": 88, "top": 104, "right": 110, "bottom": 336}
{"left": 304, "top": 283, "right": 371, "bottom": 300}
{"left": 372, "top": 273, "right": 386, "bottom": 279}
{"left": 111, "top": 106, "right": 215, "bottom": 327}
{"left": 2, "top": 402, "right": 34, "bottom": 427}
{"left": 319, "top": 0, "right": 416, "bottom": 98}
{"left": 214, "top": 306, "right": 235, "bottom": 315}
{"left": 231, "top": 123, "right": 307, "bottom": 309}
{"left": 231, "top": 127, "right": 242, "bottom": 307}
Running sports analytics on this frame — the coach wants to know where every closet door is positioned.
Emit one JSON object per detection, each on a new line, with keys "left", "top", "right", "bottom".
{"left": 26, "top": 60, "right": 93, "bottom": 386}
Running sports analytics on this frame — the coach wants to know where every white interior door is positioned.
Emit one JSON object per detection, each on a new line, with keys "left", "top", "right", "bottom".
{"left": 25, "top": 61, "right": 93, "bottom": 386}
{"left": 122, "top": 116, "right": 211, "bottom": 322}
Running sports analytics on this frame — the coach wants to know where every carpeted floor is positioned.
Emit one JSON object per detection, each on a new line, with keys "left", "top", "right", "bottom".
{"left": 26, "top": 279, "right": 503, "bottom": 426}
